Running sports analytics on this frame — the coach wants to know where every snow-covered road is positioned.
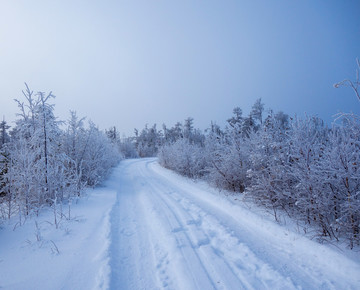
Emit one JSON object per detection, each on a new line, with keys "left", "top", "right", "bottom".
{"left": 106, "top": 158, "right": 360, "bottom": 289}
{"left": 1, "top": 158, "right": 359, "bottom": 289}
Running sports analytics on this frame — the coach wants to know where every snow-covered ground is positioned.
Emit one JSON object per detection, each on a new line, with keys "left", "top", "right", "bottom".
{"left": 1, "top": 158, "right": 360, "bottom": 289}
{"left": 0, "top": 188, "right": 116, "bottom": 289}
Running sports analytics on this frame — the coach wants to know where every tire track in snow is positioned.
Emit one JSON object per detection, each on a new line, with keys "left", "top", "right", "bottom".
{"left": 138, "top": 171, "right": 218, "bottom": 289}
{"left": 148, "top": 160, "right": 360, "bottom": 290}
{"left": 108, "top": 161, "right": 158, "bottom": 289}
{"left": 157, "top": 189, "right": 301, "bottom": 289}
{"left": 144, "top": 187, "right": 251, "bottom": 290}
{"left": 142, "top": 164, "right": 296, "bottom": 290}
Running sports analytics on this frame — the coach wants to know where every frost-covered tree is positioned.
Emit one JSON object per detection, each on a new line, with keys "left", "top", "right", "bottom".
{"left": 323, "top": 117, "right": 360, "bottom": 247}
{"left": 227, "top": 107, "right": 243, "bottom": 129}
{"left": 287, "top": 116, "right": 330, "bottom": 230}
{"left": 135, "top": 124, "right": 163, "bottom": 157}
{"left": 0, "top": 85, "right": 121, "bottom": 225}
{"left": 247, "top": 112, "right": 293, "bottom": 219}
{"left": 162, "top": 119, "right": 205, "bottom": 146}
{"left": 8, "top": 84, "right": 74, "bottom": 220}
{"left": 80, "top": 121, "right": 120, "bottom": 186}
{"left": 155, "top": 97, "right": 360, "bottom": 248}
{"left": 251, "top": 98, "right": 265, "bottom": 127}
{"left": 158, "top": 118, "right": 206, "bottom": 177}
{"left": 9, "top": 85, "right": 44, "bottom": 217}
{"left": 106, "top": 126, "right": 120, "bottom": 144}
{"left": 205, "top": 109, "right": 251, "bottom": 192}
{"left": 0, "top": 119, "right": 10, "bottom": 147}
{"left": 118, "top": 136, "right": 138, "bottom": 158}
{"left": 62, "top": 111, "right": 88, "bottom": 195}
{"left": 158, "top": 138, "right": 207, "bottom": 178}
{"left": 0, "top": 119, "right": 10, "bottom": 197}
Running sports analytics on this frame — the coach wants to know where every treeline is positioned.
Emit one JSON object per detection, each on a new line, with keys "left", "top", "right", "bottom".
{"left": 0, "top": 85, "right": 121, "bottom": 226}
{"left": 131, "top": 99, "right": 359, "bottom": 249}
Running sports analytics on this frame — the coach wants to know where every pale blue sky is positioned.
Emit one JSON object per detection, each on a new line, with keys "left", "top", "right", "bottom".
{"left": 0, "top": 0, "right": 359, "bottom": 135}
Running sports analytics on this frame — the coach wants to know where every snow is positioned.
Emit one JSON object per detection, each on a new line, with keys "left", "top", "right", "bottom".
{"left": 1, "top": 158, "right": 360, "bottom": 289}
{"left": 0, "top": 189, "right": 116, "bottom": 290}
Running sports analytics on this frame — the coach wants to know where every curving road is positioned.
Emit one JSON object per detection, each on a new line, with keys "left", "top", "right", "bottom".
{"left": 106, "top": 158, "right": 360, "bottom": 289}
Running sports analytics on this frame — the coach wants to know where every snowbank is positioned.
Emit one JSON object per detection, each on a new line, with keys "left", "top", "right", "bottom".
{"left": 0, "top": 188, "right": 116, "bottom": 290}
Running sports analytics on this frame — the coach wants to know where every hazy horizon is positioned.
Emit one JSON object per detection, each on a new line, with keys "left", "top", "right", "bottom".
{"left": 1, "top": 0, "right": 359, "bottom": 136}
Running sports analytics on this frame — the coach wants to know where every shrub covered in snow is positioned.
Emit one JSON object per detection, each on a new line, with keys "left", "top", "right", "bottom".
{"left": 157, "top": 99, "right": 360, "bottom": 248}
{"left": 0, "top": 84, "right": 122, "bottom": 225}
